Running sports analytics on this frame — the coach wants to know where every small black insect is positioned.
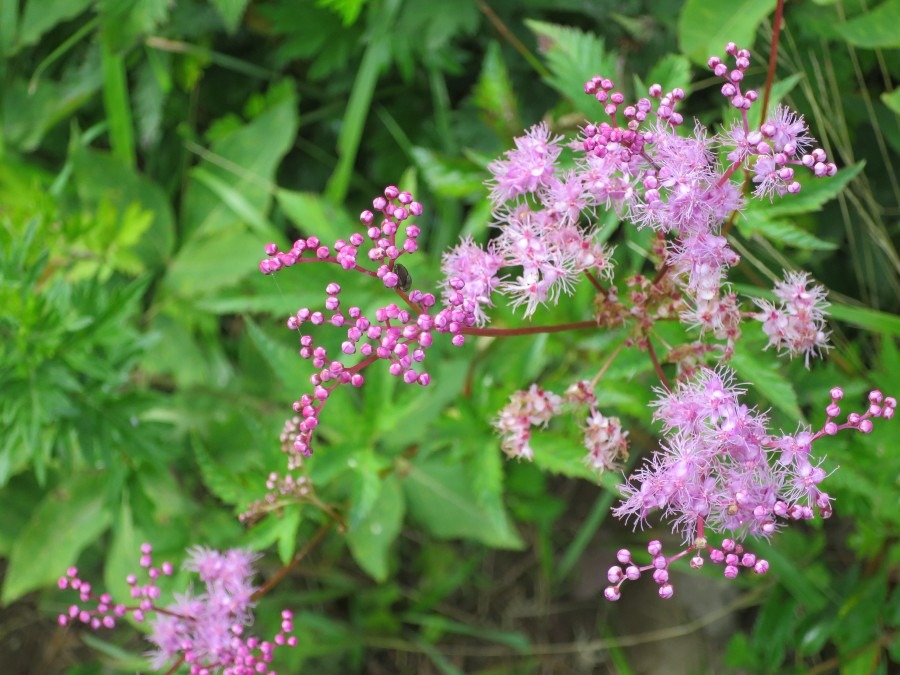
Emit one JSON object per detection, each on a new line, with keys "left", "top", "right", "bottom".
{"left": 395, "top": 263, "right": 412, "bottom": 292}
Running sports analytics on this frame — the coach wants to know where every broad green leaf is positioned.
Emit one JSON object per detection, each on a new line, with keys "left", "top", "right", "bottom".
{"left": 348, "top": 449, "right": 384, "bottom": 528}
{"left": 181, "top": 85, "right": 298, "bottom": 239}
{"left": 210, "top": 0, "right": 251, "bottom": 33}
{"left": 410, "top": 147, "right": 486, "bottom": 199}
{"left": 642, "top": 54, "right": 693, "bottom": 98}
{"left": 731, "top": 344, "right": 803, "bottom": 420}
{"left": 3, "top": 473, "right": 112, "bottom": 604}
{"left": 525, "top": 20, "right": 616, "bottom": 118}
{"left": 838, "top": 0, "right": 900, "bottom": 48}
{"left": 276, "top": 189, "right": 357, "bottom": 246}
{"left": 192, "top": 166, "right": 279, "bottom": 238}
{"left": 347, "top": 475, "right": 405, "bottom": 582}
{"left": 403, "top": 456, "right": 523, "bottom": 549}
{"left": 163, "top": 225, "right": 261, "bottom": 298}
{"left": 678, "top": 0, "right": 777, "bottom": 66}
{"left": 736, "top": 211, "right": 838, "bottom": 251}
{"left": 765, "top": 161, "right": 864, "bottom": 217}
{"left": 16, "top": 0, "right": 93, "bottom": 51}
{"left": 276, "top": 505, "right": 302, "bottom": 564}
{"left": 472, "top": 41, "right": 520, "bottom": 138}
{"left": 467, "top": 438, "right": 504, "bottom": 510}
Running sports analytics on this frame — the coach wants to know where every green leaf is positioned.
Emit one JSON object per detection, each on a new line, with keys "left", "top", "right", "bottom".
{"left": 163, "top": 225, "right": 261, "bottom": 298}
{"left": 243, "top": 317, "right": 309, "bottom": 392}
{"left": 276, "top": 189, "right": 357, "bottom": 246}
{"left": 883, "top": 88, "right": 900, "bottom": 115}
{"left": 736, "top": 211, "right": 838, "bottom": 251}
{"left": 181, "top": 84, "right": 298, "bottom": 239}
{"left": 731, "top": 345, "right": 803, "bottom": 420}
{"left": 210, "top": 0, "right": 251, "bottom": 33}
{"left": 348, "top": 449, "right": 384, "bottom": 529}
{"left": 677, "top": 0, "right": 778, "bottom": 66}
{"left": 192, "top": 167, "right": 278, "bottom": 238}
{"left": 72, "top": 147, "right": 175, "bottom": 268}
{"left": 2, "top": 473, "right": 112, "bottom": 604}
{"left": 525, "top": 20, "right": 616, "bottom": 118}
{"left": 403, "top": 456, "right": 523, "bottom": 550}
{"left": 765, "top": 162, "right": 865, "bottom": 217}
{"left": 316, "top": 0, "right": 367, "bottom": 26}
{"left": 642, "top": 54, "right": 693, "bottom": 98}
{"left": 347, "top": 475, "right": 405, "bottom": 582}
{"left": 104, "top": 495, "right": 145, "bottom": 607}
{"left": 838, "top": 0, "right": 900, "bottom": 48}
{"left": 472, "top": 41, "right": 520, "bottom": 138}
{"left": 410, "top": 147, "right": 486, "bottom": 199}
{"left": 325, "top": 0, "right": 401, "bottom": 203}
{"left": 100, "top": 40, "right": 136, "bottom": 168}
{"left": 276, "top": 505, "right": 302, "bottom": 564}
{"left": 530, "top": 431, "right": 597, "bottom": 481}
{"left": 16, "top": 0, "right": 93, "bottom": 51}
{"left": 193, "top": 437, "right": 249, "bottom": 506}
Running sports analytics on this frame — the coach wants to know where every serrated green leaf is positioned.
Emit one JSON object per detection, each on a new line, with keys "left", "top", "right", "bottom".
{"left": 276, "top": 505, "right": 302, "bottom": 564}
{"left": 210, "top": 0, "right": 250, "bottom": 33}
{"left": 838, "top": 0, "right": 900, "bottom": 48}
{"left": 403, "top": 456, "right": 523, "bottom": 550}
{"left": 347, "top": 475, "right": 405, "bottom": 582}
{"left": 467, "top": 438, "right": 504, "bottom": 510}
{"left": 529, "top": 431, "right": 597, "bottom": 481}
{"left": 731, "top": 345, "right": 803, "bottom": 420}
{"left": 3, "top": 473, "right": 112, "bottom": 604}
{"left": 193, "top": 437, "right": 248, "bottom": 505}
{"left": 736, "top": 211, "right": 838, "bottom": 251}
{"left": 409, "top": 147, "right": 486, "bottom": 199}
{"left": 192, "top": 167, "right": 279, "bottom": 238}
{"left": 678, "top": 0, "right": 777, "bottom": 66}
{"left": 243, "top": 317, "right": 308, "bottom": 393}
{"left": 525, "top": 20, "right": 616, "bottom": 118}
{"left": 765, "top": 162, "right": 864, "bottom": 217}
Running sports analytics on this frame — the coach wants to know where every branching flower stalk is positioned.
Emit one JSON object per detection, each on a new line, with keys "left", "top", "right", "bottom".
{"left": 250, "top": 40, "right": 898, "bottom": 601}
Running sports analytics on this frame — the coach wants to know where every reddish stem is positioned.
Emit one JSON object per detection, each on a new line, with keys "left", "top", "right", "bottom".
{"left": 462, "top": 320, "right": 597, "bottom": 337}
{"left": 760, "top": 0, "right": 786, "bottom": 127}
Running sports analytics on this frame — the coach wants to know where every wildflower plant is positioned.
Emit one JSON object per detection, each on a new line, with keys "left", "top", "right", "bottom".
{"left": 252, "top": 40, "right": 893, "bottom": 602}
{"left": 58, "top": 544, "right": 296, "bottom": 674}
{"left": 42, "top": 7, "right": 898, "bottom": 672}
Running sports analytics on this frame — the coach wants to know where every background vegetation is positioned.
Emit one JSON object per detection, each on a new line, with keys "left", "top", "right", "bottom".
{"left": 1, "top": 0, "right": 899, "bottom": 672}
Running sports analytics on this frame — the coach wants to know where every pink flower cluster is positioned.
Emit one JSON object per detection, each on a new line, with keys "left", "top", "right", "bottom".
{"left": 259, "top": 186, "right": 484, "bottom": 462}
{"left": 605, "top": 372, "right": 895, "bottom": 600}
{"left": 59, "top": 544, "right": 297, "bottom": 674}
{"left": 493, "top": 380, "right": 629, "bottom": 471}
{"left": 754, "top": 271, "right": 831, "bottom": 365}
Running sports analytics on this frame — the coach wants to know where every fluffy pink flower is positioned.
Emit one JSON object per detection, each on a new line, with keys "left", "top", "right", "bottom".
{"left": 754, "top": 271, "right": 830, "bottom": 366}
{"left": 494, "top": 384, "right": 563, "bottom": 460}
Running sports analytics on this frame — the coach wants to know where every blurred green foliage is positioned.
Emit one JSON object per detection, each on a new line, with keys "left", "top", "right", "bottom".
{"left": 0, "top": 0, "right": 899, "bottom": 672}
